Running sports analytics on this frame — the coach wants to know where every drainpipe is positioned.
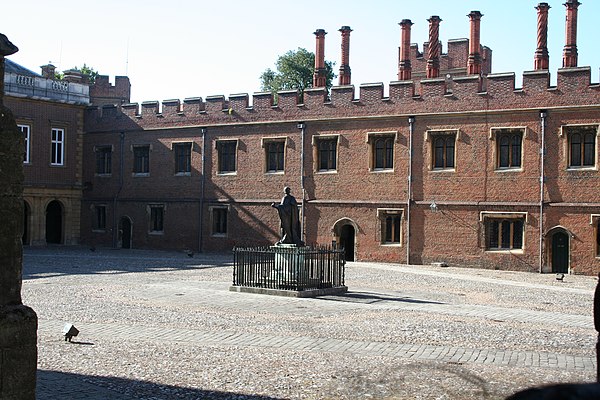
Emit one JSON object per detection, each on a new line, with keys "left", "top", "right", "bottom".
{"left": 539, "top": 110, "right": 547, "bottom": 273}
{"left": 298, "top": 122, "right": 306, "bottom": 243}
{"left": 113, "top": 131, "right": 125, "bottom": 248}
{"left": 199, "top": 127, "right": 207, "bottom": 252}
{"left": 406, "top": 116, "right": 416, "bottom": 265}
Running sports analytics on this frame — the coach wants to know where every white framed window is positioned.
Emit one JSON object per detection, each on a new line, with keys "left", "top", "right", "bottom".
{"left": 51, "top": 128, "right": 65, "bottom": 166}
{"left": 18, "top": 124, "right": 31, "bottom": 164}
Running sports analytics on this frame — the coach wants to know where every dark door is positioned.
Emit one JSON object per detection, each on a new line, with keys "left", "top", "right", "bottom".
{"left": 46, "top": 200, "right": 62, "bottom": 244}
{"left": 340, "top": 224, "right": 355, "bottom": 262}
{"left": 551, "top": 231, "right": 569, "bottom": 273}
{"left": 120, "top": 217, "right": 132, "bottom": 249}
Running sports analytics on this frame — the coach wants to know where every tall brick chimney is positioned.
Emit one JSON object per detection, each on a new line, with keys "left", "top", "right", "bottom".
{"left": 562, "top": 0, "right": 580, "bottom": 68}
{"left": 338, "top": 26, "right": 352, "bottom": 86}
{"left": 534, "top": 3, "right": 551, "bottom": 70}
{"left": 40, "top": 63, "right": 56, "bottom": 79}
{"left": 467, "top": 11, "right": 483, "bottom": 75}
{"left": 398, "top": 19, "right": 413, "bottom": 81}
{"left": 426, "top": 16, "right": 442, "bottom": 79}
{"left": 313, "top": 29, "right": 327, "bottom": 88}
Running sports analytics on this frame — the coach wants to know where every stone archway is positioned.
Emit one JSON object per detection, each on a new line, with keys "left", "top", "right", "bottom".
{"left": 332, "top": 218, "right": 359, "bottom": 262}
{"left": 45, "top": 200, "right": 63, "bottom": 244}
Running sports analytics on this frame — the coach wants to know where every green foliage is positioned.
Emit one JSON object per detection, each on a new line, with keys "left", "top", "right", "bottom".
{"left": 260, "top": 48, "right": 335, "bottom": 102}
{"left": 54, "top": 63, "right": 99, "bottom": 84}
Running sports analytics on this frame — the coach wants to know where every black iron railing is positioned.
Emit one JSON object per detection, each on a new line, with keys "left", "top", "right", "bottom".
{"left": 233, "top": 245, "right": 345, "bottom": 291}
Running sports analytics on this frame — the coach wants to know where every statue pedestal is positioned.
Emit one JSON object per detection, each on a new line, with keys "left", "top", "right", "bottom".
{"left": 269, "top": 244, "right": 306, "bottom": 286}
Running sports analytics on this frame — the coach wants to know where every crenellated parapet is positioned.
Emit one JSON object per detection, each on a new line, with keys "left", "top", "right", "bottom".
{"left": 89, "top": 75, "right": 131, "bottom": 107}
{"left": 85, "top": 67, "right": 600, "bottom": 133}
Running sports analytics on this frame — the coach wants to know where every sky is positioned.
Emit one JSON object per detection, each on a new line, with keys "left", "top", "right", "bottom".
{"left": 3, "top": 0, "right": 600, "bottom": 104}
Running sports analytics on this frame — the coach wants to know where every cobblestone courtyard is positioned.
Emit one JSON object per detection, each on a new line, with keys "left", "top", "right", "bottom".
{"left": 23, "top": 247, "right": 598, "bottom": 399}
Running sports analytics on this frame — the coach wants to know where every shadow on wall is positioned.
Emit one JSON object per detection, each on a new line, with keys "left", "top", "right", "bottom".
{"left": 37, "top": 370, "right": 283, "bottom": 400}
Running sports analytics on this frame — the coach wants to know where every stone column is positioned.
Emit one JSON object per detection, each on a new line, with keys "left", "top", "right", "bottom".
{"left": 426, "top": 16, "right": 442, "bottom": 79}
{"left": 0, "top": 33, "right": 38, "bottom": 400}
{"left": 313, "top": 29, "right": 327, "bottom": 88}
{"left": 562, "top": 0, "right": 580, "bottom": 68}
{"left": 467, "top": 11, "right": 483, "bottom": 75}
{"left": 398, "top": 19, "right": 413, "bottom": 81}
{"left": 338, "top": 26, "right": 352, "bottom": 86}
{"left": 534, "top": 3, "right": 551, "bottom": 70}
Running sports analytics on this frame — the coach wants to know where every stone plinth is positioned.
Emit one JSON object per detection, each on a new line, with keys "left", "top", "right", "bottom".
{"left": 270, "top": 244, "right": 306, "bottom": 284}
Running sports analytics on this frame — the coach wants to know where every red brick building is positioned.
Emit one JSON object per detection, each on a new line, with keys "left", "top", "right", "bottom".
{"left": 81, "top": 2, "right": 599, "bottom": 275}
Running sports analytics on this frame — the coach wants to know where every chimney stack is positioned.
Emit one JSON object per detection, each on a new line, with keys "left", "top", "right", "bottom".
{"left": 534, "top": 3, "right": 551, "bottom": 70}
{"left": 40, "top": 64, "right": 56, "bottom": 79}
{"left": 562, "top": 0, "right": 580, "bottom": 68}
{"left": 398, "top": 19, "right": 413, "bottom": 81}
{"left": 338, "top": 26, "right": 352, "bottom": 86}
{"left": 467, "top": 11, "right": 483, "bottom": 75}
{"left": 426, "top": 16, "right": 442, "bottom": 79}
{"left": 313, "top": 29, "right": 327, "bottom": 88}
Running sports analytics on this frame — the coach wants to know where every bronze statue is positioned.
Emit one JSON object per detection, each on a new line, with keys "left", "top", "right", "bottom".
{"left": 271, "top": 187, "right": 304, "bottom": 246}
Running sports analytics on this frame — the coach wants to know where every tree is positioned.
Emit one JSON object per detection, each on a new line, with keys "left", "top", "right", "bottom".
{"left": 55, "top": 63, "right": 99, "bottom": 84}
{"left": 260, "top": 48, "right": 335, "bottom": 102}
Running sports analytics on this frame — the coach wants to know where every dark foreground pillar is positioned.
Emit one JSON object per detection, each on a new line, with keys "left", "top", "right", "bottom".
{"left": 0, "top": 34, "right": 38, "bottom": 400}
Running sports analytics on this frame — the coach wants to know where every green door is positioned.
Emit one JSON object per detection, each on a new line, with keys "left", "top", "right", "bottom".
{"left": 551, "top": 231, "right": 569, "bottom": 273}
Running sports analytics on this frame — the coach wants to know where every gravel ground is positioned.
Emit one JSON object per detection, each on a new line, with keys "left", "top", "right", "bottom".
{"left": 22, "top": 247, "right": 599, "bottom": 399}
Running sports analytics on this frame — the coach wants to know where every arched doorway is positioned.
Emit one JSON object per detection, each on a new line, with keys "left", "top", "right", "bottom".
{"left": 46, "top": 200, "right": 63, "bottom": 244}
{"left": 332, "top": 218, "right": 359, "bottom": 262}
{"left": 340, "top": 224, "right": 356, "bottom": 261}
{"left": 23, "top": 200, "right": 30, "bottom": 245}
{"left": 119, "top": 216, "right": 132, "bottom": 249}
{"left": 550, "top": 230, "right": 569, "bottom": 273}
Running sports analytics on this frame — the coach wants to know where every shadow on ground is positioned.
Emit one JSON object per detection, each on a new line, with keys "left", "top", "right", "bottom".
{"left": 318, "top": 291, "right": 445, "bottom": 305}
{"left": 23, "top": 246, "right": 232, "bottom": 280}
{"left": 37, "top": 369, "right": 283, "bottom": 400}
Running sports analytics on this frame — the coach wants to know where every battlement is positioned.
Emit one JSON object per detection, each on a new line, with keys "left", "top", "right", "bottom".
{"left": 85, "top": 66, "right": 600, "bottom": 132}
{"left": 85, "top": 4, "right": 600, "bottom": 131}
{"left": 89, "top": 75, "right": 130, "bottom": 106}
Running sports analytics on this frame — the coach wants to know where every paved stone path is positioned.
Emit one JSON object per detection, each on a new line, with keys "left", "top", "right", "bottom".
{"left": 38, "top": 318, "right": 595, "bottom": 371}
{"left": 25, "top": 248, "right": 597, "bottom": 399}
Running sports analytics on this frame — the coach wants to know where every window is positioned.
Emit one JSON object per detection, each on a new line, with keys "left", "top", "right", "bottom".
{"left": 19, "top": 124, "right": 30, "bottom": 163}
{"left": 485, "top": 218, "right": 524, "bottom": 250}
{"left": 211, "top": 207, "right": 228, "bottom": 236}
{"left": 371, "top": 136, "right": 394, "bottom": 170}
{"left": 431, "top": 133, "right": 455, "bottom": 170}
{"left": 51, "top": 128, "right": 64, "bottom": 166}
{"left": 495, "top": 129, "right": 523, "bottom": 169}
{"left": 378, "top": 209, "right": 403, "bottom": 245}
{"left": 265, "top": 140, "right": 285, "bottom": 173}
{"left": 217, "top": 140, "right": 237, "bottom": 173}
{"left": 93, "top": 205, "right": 107, "bottom": 231}
{"left": 133, "top": 145, "right": 150, "bottom": 174}
{"left": 173, "top": 142, "right": 192, "bottom": 174}
{"left": 95, "top": 146, "right": 112, "bottom": 175}
{"left": 149, "top": 205, "right": 164, "bottom": 233}
{"left": 315, "top": 137, "right": 338, "bottom": 172}
{"left": 566, "top": 126, "right": 597, "bottom": 168}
